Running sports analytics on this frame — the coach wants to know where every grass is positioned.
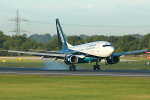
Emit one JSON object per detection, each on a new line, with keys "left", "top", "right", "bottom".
{"left": 78, "top": 60, "right": 150, "bottom": 70}
{"left": 77, "top": 57, "right": 150, "bottom": 70}
{"left": 0, "top": 57, "right": 45, "bottom": 67}
{"left": 0, "top": 57, "right": 150, "bottom": 100}
{"left": 0, "top": 75, "right": 150, "bottom": 100}
{"left": 0, "top": 56, "right": 150, "bottom": 70}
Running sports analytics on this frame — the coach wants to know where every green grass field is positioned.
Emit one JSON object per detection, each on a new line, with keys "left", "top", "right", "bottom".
{"left": 79, "top": 59, "right": 150, "bottom": 70}
{"left": 81, "top": 56, "right": 150, "bottom": 70}
{"left": 0, "top": 57, "right": 150, "bottom": 100}
{"left": 0, "top": 57, "right": 45, "bottom": 67}
{"left": 0, "top": 57, "right": 150, "bottom": 70}
{"left": 0, "top": 75, "right": 150, "bottom": 100}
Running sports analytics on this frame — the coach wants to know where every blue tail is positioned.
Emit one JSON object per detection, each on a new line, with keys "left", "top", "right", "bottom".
{"left": 56, "top": 19, "right": 68, "bottom": 50}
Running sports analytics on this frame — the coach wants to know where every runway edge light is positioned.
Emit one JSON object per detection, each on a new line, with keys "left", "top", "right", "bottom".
{"left": 17, "top": 58, "right": 21, "bottom": 60}
{"left": 2, "top": 60, "right": 6, "bottom": 62}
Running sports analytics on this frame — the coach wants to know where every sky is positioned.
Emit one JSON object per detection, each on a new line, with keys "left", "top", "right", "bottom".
{"left": 1, "top": 0, "right": 150, "bottom": 36}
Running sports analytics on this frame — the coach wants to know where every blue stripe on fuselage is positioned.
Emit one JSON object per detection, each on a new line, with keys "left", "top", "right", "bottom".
{"left": 77, "top": 57, "right": 100, "bottom": 63}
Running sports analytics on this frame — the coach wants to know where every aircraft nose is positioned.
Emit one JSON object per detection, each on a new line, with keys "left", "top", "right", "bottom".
{"left": 109, "top": 46, "right": 114, "bottom": 55}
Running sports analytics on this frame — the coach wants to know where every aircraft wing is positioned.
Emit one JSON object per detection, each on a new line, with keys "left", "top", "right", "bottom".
{"left": 27, "top": 49, "right": 61, "bottom": 54}
{"left": 3, "top": 50, "right": 65, "bottom": 59}
{"left": 113, "top": 49, "right": 147, "bottom": 56}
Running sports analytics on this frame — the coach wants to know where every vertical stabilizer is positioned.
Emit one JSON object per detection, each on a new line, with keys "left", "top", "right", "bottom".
{"left": 56, "top": 19, "right": 68, "bottom": 50}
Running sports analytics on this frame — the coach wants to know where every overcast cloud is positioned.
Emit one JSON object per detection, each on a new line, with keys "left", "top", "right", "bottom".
{"left": 1, "top": 0, "right": 150, "bottom": 36}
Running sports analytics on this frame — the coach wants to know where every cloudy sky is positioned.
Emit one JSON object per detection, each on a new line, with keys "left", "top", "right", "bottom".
{"left": 1, "top": 0, "right": 150, "bottom": 36}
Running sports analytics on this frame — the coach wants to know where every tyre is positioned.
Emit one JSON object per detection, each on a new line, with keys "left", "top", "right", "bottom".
{"left": 69, "top": 66, "right": 72, "bottom": 71}
{"left": 93, "top": 65, "right": 96, "bottom": 70}
{"left": 73, "top": 65, "right": 76, "bottom": 71}
{"left": 97, "top": 65, "right": 100, "bottom": 70}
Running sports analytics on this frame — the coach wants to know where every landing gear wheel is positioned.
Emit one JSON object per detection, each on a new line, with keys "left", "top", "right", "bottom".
{"left": 69, "top": 65, "right": 76, "bottom": 71}
{"left": 97, "top": 65, "right": 100, "bottom": 70}
{"left": 93, "top": 65, "right": 96, "bottom": 70}
{"left": 69, "top": 65, "right": 72, "bottom": 71}
{"left": 73, "top": 65, "right": 76, "bottom": 71}
{"left": 93, "top": 61, "right": 100, "bottom": 70}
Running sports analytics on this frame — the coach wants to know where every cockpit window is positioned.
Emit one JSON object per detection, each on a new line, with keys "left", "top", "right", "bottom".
{"left": 103, "top": 44, "right": 113, "bottom": 47}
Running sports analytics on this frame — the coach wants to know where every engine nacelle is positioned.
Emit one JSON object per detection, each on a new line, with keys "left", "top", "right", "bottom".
{"left": 106, "top": 55, "right": 120, "bottom": 64}
{"left": 64, "top": 55, "right": 78, "bottom": 64}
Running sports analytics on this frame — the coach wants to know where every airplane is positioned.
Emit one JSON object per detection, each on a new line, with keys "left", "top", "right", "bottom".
{"left": 3, "top": 19, "right": 147, "bottom": 71}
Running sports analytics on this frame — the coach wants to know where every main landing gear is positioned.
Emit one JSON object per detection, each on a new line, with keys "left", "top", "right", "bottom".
{"left": 69, "top": 64, "right": 76, "bottom": 71}
{"left": 68, "top": 61, "right": 100, "bottom": 71}
{"left": 93, "top": 61, "right": 100, "bottom": 70}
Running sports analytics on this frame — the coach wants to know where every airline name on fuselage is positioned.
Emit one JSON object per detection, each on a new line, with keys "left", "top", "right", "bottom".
{"left": 88, "top": 44, "right": 96, "bottom": 47}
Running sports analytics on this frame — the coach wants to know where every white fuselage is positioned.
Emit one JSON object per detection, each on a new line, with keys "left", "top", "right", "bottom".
{"left": 66, "top": 41, "right": 114, "bottom": 57}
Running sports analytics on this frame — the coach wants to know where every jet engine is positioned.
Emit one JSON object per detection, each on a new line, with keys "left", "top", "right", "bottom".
{"left": 64, "top": 55, "right": 78, "bottom": 64}
{"left": 106, "top": 55, "right": 120, "bottom": 64}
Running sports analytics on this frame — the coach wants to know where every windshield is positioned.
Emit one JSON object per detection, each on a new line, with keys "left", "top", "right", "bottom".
{"left": 103, "top": 44, "right": 113, "bottom": 47}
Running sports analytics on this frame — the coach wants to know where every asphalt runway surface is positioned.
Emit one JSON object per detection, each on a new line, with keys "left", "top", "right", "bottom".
{"left": 0, "top": 67, "right": 150, "bottom": 77}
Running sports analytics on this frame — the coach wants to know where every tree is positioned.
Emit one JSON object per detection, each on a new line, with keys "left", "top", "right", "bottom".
{"left": 12, "top": 36, "right": 27, "bottom": 50}
{"left": 21, "top": 38, "right": 38, "bottom": 50}
{"left": 67, "top": 36, "right": 84, "bottom": 45}
{"left": 115, "top": 35, "right": 139, "bottom": 52}
{"left": 84, "top": 35, "right": 107, "bottom": 43}
{"left": 79, "top": 34, "right": 89, "bottom": 39}
{"left": 0, "top": 31, "right": 8, "bottom": 48}
{"left": 29, "top": 33, "right": 52, "bottom": 43}
{"left": 107, "top": 36, "right": 118, "bottom": 44}
{"left": 139, "top": 33, "right": 150, "bottom": 50}
{"left": 45, "top": 38, "right": 59, "bottom": 51}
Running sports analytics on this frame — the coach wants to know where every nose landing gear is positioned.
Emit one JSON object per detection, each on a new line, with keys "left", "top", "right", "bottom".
{"left": 93, "top": 61, "right": 100, "bottom": 70}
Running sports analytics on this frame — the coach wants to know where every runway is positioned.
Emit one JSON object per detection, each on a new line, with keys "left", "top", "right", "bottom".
{"left": 0, "top": 67, "right": 150, "bottom": 77}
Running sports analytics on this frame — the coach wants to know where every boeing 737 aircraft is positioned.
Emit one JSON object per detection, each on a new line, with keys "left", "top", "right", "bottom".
{"left": 3, "top": 19, "right": 147, "bottom": 70}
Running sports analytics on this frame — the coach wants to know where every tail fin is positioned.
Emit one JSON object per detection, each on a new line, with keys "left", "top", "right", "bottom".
{"left": 56, "top": 19, "right": 68, "bottom": 50}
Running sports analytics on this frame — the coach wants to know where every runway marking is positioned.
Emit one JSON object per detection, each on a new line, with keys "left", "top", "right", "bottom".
{"left": 0, "top": 72, "right": 67, "bottom": 75}
{"left": 0, "top": 71, "right": 150, "bottom": 77}
{"left": 0, "top": 67, "right": 150, "bottom": 77}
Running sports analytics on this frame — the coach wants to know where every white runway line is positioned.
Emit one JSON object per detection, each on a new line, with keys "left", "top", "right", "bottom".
{"left": 0, "top": 71, "right": 150, "bottom": 77}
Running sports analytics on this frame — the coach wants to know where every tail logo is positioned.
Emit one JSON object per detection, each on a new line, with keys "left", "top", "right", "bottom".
{"left": 57, "top": 24, "right": 65, "bottom": 43}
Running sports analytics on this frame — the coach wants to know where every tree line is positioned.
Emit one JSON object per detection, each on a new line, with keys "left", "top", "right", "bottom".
{"left": 0, "top": 31, "right": 149, "bottom": 56}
